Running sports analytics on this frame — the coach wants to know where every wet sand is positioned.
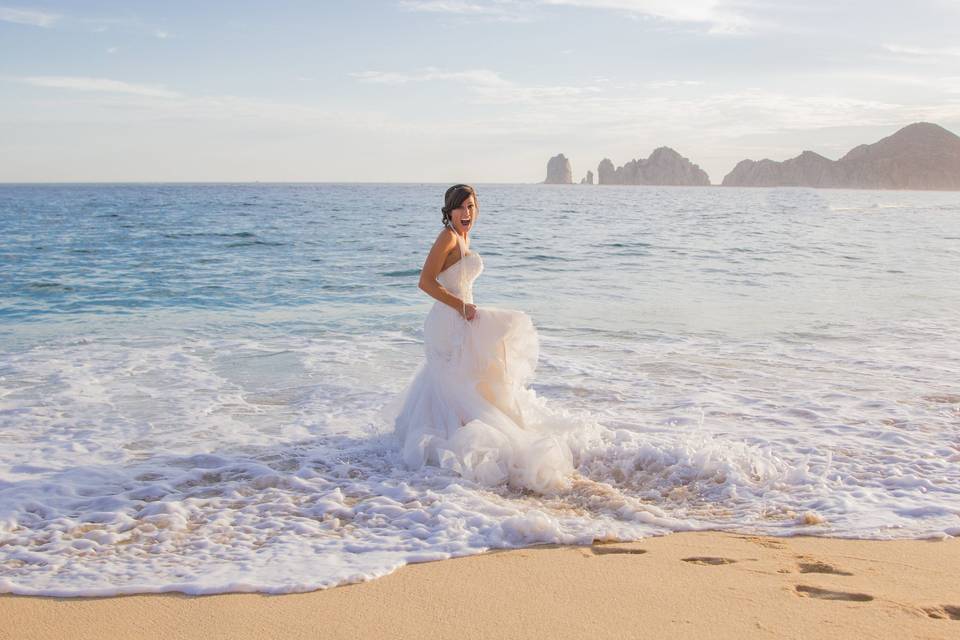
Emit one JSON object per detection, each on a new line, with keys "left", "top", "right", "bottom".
{"left": 2, "top": 531, "right": 959, "bottom": 640}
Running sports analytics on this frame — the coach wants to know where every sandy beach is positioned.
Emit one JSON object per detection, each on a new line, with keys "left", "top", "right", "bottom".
{"left": 2, "top": 531, "right": 958, "bottom": 640}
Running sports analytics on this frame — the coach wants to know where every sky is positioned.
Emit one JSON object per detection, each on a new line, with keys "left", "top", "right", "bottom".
{"left": 2, "top": 0, "right": 960, "bottom": 183}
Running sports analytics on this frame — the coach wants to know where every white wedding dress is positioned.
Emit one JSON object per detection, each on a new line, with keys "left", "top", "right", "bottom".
{"left": 388, "top": 233, "right": 583, "bottom": 493}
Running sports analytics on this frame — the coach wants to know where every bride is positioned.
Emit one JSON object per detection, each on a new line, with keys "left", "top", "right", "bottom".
{"left": 389, "top": 184, "right": 585, "bottom": 494}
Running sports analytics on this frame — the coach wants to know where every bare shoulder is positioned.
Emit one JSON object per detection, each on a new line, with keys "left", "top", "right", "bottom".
{"left": 433, "top": 226, "right": 457, "bottom": 249}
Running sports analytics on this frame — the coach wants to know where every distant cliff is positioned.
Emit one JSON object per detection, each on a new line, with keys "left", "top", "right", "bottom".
{"left": 544, "top": 153, "right": 573, "bottom": 184}
{"left": 722, "top": 123, "right": 960, "bottom": 190}
{"left": 597, "top": 147, "right": 710, "bottom": 186}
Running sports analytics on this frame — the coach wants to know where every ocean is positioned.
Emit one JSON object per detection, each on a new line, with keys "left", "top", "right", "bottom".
{"left": 1, "top": 183, "right": 958, "bottom": 596}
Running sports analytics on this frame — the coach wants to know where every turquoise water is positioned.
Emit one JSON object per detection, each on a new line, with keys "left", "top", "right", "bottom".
{"left": 5, "top": 183, "right": 959, "bottom": 331}
{"left": 1, "top": 183, "right": 959, "bottom": 596}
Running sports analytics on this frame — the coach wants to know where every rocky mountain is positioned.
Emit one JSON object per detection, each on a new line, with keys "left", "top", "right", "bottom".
{"left": 597, "top": 147, "right": 710, "bottom": 186}
{"left": 544, "top": 153, "right": 573, "bottom": 184}
{"left": 597, "top": 158, "right": 616, "bottom": 185}
{"left": 580, "top": 170, "right": 594, "bottom": 185}
{"left": 722, "top": 123, "right": 960, "bottom": 189}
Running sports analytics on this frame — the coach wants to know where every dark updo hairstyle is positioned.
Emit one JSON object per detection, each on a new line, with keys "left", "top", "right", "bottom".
{"left": 441, "top": 184, "right": 478, "bottom": 229}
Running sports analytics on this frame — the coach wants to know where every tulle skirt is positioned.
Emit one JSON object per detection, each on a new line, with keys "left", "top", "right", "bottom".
{"left": 386, "top": 302, "right": 582, "bottom": 493}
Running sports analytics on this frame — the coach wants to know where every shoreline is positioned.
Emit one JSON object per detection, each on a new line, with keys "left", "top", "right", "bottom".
{"left": 3, "top": 531, "right": 958, "bottom": 640}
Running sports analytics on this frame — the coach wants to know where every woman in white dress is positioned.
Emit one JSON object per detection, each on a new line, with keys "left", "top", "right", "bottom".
{"left": 390, "top": 185, "right": 582, "bottom": 493}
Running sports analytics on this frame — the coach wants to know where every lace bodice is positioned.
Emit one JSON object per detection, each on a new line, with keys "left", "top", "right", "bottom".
{"left": 437, "top": 251, "right": 483, "bottom": 303}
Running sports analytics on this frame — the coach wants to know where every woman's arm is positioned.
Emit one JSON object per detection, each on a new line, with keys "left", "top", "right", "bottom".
{"left": 418, "top": 228, "right": 472, "bottom": 317}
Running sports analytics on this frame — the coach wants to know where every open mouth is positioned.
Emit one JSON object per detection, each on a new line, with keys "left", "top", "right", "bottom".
{"left": 460, "top": 217, "right": 471, "bottom": 227}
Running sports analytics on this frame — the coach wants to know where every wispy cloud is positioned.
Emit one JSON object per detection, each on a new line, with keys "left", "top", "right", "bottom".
{"left": 0, "top": 6, "right": 60, "bottom": 27}
{"left": 21, "top": 76, "right": 182, "bottom": 99}
{"left": 353, "top": 66, "right": 602, "bottom": 104}
{"left": 541, "top": 0, "right": 751, "bottom": 33}
{"left": 398, "top": 0, "right": 533, "bottom": 21}
{"left": 154, "top": 29, "right": 170, "bottom": 39}
{"left": 644, "top": 79, "right": 704, "bottom": 89}
{"left": 399, "top": 0, "right": 502, "bottom": 14}
{"left": 832, "top": 71, "right": 960, "bottom": 96}
{"left": 400, "top": 0, "right": 754, "bottom": 32}
{"left": 884, "top": 43, "right": 960, "bottom": 58}
{"left": 352, "top": 67, "right": 508, "bottom": 86}
{"left": 11, "top": 76, "right": 396, "bottom": 132}
{"left": 353, "top": 63, "right": 960, "bottom": 143}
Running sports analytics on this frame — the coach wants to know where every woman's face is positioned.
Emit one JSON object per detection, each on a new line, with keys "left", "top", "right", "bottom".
{"left": 450, "top": 194, "right": 477, "bottom": 236}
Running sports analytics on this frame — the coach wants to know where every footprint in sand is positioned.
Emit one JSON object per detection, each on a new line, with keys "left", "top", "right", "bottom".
{"left": 590, "top": 544, "right": 648, "bottom": 556}
{"left": 682, "top": 557, "right": 737, "bottom": 565}
{"left": 735, "top": 535, "right": 786, "bottom": 550}
{"left": 795, "top": 585, "right": 873, "bottom": 602}
{"left": 923, "top": 605, "right": 960, "bottom": 620}
{"left": 797, "top": 561, "right": 853, "bottom": 576}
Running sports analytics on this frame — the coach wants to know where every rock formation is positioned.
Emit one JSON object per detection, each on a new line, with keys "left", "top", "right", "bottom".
{"left": 544, "top": 153, "right": 573, "bottom": 184}
{"left": 721, "top": 122, "right": 960, "bottom": 190}
{"left": 580, "top": 170, "right": 594, "bottom": 185}
{"left": 723, "top": 151, "right": 835, "bottom": 188}
{"left": 597, "top": 158, "right": 616, "bottom": 185}
{"left": 596, "top": 147, "right": 710, "bottom": 186}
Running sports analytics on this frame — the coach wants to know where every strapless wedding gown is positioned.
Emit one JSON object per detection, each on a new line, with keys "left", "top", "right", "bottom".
{"left": 387, "top": 237, "right": 582, "bottom": 493}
